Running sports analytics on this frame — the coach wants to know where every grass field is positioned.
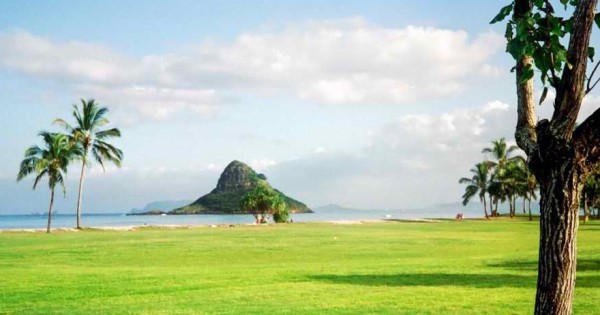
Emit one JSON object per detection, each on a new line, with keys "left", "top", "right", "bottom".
{"left": 0, "top": 219, "right": 599, "bottom": 314}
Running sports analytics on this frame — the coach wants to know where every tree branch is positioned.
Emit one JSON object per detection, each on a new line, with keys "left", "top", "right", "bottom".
{"left": 550, "top": 0, "right": 598, "bottom": 139}
{"left": 585, "top": 61, "right": 600, "bottom": 94}
{"left": 575, "top": 106, "right": 600, "bottom": 171}
{"left": 514, "top": 0, "right": 538, "bottom": 156}
{"left": 515, "top": 55, "right": 538, "bottom": 156}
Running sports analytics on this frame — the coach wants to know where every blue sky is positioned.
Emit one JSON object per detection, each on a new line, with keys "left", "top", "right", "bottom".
{"left": 1, "top": 1, "right": 597, "bottom": 214}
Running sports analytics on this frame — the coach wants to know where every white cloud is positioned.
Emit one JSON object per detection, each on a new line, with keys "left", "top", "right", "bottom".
{"left": 0, "top": 19, "right": 503, "bottom": 122}
{"left": 267, "top": 100, "right": 516, "bottom": 209}
{"left": 249, "top": 159, "right": 277, "bottom": 172}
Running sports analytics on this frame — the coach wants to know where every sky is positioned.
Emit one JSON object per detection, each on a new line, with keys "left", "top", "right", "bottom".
{"left": 1, "top": 1, "right": 599, "bottom": 214}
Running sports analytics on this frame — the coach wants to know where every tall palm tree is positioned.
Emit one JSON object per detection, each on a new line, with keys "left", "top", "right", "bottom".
{"left": 17, "top": 132, "right": 80, "bottom": 233}
{"left": 526, "top": 171, "right": 539, "bottom": 221}
{"left": 483, "top": 138, "right": 521, "bottom": 216}
{"left": 482, "top": 138, "right": 520, "bottom": 172}
{"left": 55, "top": 99, "right": 123, "bottom": 229}
{"left": 459, "top": 162, "right": 491, "bottom": 218}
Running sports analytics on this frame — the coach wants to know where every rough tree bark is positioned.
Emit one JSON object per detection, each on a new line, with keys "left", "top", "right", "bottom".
{"left": 512, "top": 1, "right": 599, "bottom": 314}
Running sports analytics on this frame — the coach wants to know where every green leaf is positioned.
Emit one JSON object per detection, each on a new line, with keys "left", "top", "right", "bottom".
{"left": 539, "top": 86, "right": 548, "bottom": 105}
{"left": 520, "top": 64, "right": 534, "bottom": 83}
{"left": 560, "top": 0, "right": 569, "bottom": 9}
{"left": 595, "top": 13, "right": 600, "bottom": 29}
{"left": 554, "top": 49, "right": 568, "bottom": 64}
{"left": 490, "top": 4, "right": 514, "bottom": 24}
{"left": 588, "top": 47, "right": 595, "bottom": 62}
{"left": 505, "top": 23, "right": 513, "bottom": 40}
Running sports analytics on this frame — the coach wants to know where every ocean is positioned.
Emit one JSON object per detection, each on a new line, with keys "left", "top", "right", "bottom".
{"left": 0, "top": 207, "right": 488, "bottom": 230}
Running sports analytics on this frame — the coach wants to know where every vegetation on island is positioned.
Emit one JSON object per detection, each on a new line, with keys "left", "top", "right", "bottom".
{"left": 492, "top": 1, "right": 600, "bottom": 312}
{"left": 240, "top": 182, "right": 289, "bottom": 223}
{"left": 170, "top": 160, "right": 311, "bottom": 216}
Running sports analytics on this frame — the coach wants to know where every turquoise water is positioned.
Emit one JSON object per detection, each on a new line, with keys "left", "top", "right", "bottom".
{"left": 0, "top": 208, "right": 487, "bottom": 230}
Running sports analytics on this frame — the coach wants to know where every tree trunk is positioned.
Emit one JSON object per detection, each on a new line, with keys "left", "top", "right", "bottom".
{"left": 47, "top": 188, "right": 55, "bottom": 234}
{"left": 583, "top": 194, "right": 589, "bottom": 223}
{"left": 483, "top": 195, "right": 489, "bottom": 219}
{"left": 534, "top": 164, "right": 581, "bottom": 315}
{"left": 495, "top": 199, "right": 499, "bottom": 216}
{"left": 528, "top": 198, "right": 533, "bottom": 221}
{"left": 523, "top": 197, "right": 527, "bottom": 214}
{"left": 76, "top": 160, "right": 86, "bottom": 229}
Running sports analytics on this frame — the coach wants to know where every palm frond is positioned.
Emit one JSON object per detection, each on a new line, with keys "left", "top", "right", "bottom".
{"left": 95, "top": 128, "right": 121, "bottom": 140}
{"left": 91, "top": 147, "right": 106, "bottom": 171}
{"left": 94, "top": 140, "right": 123, "bottom": 166}
{"left": 33, "top": 169, "right": 48, "bottom": 190}
{"left": 53, "top": 118, "right": 75, "bottom": 133}
{"left": 459, "top": 177, "right": 474, "bottom": 184}
{"left": 462, "top": 185, "right": 479, "bottom": 206}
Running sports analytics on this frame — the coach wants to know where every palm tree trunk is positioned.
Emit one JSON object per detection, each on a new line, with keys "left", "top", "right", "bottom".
{"left": 523, "top": 197, "right": 526, "bottom": 214}
{"left": 47, "top": 188, "right": 55, "bottom": 233}
{"left": 483, "top": 195, "right": 489, "bottom": 219}
{"left": 494, "top": 199, "right": 499, "bottom": 216}
{"left": 583, "top": 196, "right": 589, "bottom": 224}
{"left": 528, "top": 198, "right": 533, "bottom": 221}
{"left": 75, "top": 160, "right": 86, "bottom": 229}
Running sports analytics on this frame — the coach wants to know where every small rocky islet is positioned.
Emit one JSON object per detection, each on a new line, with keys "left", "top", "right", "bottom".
{"left": 132, "top": 160, "right": 312, "bottom": 215}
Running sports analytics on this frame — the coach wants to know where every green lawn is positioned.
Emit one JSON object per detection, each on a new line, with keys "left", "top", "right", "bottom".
{"left": 0, "top": 219, "right": 599, "bottom": 314}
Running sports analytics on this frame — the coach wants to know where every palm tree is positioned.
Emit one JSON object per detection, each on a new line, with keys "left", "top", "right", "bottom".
{"left": 483, "top": 138, "right": 521, "bottom": 217}
{"left": 482, "top": 138, "right": 520, "bottom": 172}
{"left": 459, "top": 162, "right": 491, "bottom": 218}
{"left": 525, "top": 171, "right": 538, "bottom": 221}
{"left": 17, "top": 132, "right": 80, "bottom": 233}
{"left": 55, "top": 99, "right": 123, "bottom": 229}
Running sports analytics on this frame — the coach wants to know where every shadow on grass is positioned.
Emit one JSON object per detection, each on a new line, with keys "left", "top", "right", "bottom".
{"left": 488, "top": 259, "right": 600, "bottom": 272}
{"left": 309, "top": 273, "right": 600, "bottom": 288}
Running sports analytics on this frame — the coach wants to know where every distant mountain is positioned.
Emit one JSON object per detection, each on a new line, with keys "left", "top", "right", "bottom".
{"left": 129, "top": 200, "right": 193, "bottom": 214}
{"left": 170, "top": 160, "right": 312, "bottom": 214}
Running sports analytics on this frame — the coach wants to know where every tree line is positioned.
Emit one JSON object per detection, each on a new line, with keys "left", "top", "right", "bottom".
{"left": 459, "top": 138, "right": 537, "bottom": 220}
{"left": 461, "top": 137, "right": 600, "bottom": 222}
{"left": 17, "top": 99, "right": 122, "bottom": 233}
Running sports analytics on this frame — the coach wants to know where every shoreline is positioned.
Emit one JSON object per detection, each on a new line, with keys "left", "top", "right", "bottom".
{"left": 0, "top": 218, "right": 451, "bottom": 233}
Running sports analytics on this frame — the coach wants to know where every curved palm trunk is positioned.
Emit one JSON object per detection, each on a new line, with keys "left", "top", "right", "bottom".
{"left": 75, "top": 160, "right": 86, "bottom": 229}
{"left": 528, "top": 198, "right": 533, "bottom": 221}
{"left": 534, "top": 164, "right": 580, "bottom": 315}
{"left": 47, "top": 188, "right": 55, "bottom": 233}
{"left": 482, "top": 195, "right": 489, "bottom": 219}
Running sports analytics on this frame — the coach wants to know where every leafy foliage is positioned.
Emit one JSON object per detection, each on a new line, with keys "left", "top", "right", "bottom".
{"left": 55, "top": 99, "right": 122, "bottom": 228}
{"left": 17, "top": 132, "right": 81, "bottom": 232}
{"left": 240, "top": 182, "right": 288, "bottom": 223}
{"left": 55, "top": 99, "right": 123, "bottom": 170}
{"left": 460, "top": 138, "right": 538, "bottom": 218}
{"left": 491, "top": 0, "right": 591, "bottom": 101}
